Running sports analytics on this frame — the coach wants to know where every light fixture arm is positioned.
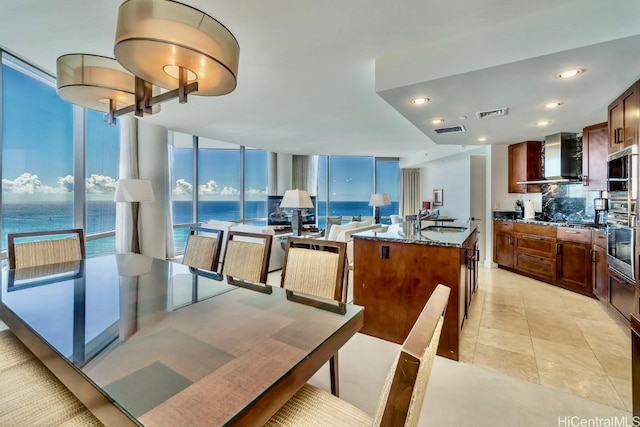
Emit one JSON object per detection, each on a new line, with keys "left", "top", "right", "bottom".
{"left": 104, "top": 66, "right": 199, "bottom": 124}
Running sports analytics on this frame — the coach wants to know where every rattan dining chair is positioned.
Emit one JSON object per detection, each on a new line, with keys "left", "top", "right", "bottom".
{"left": 7, "top": 229, "right": 85, "bottom": 269}
{"left": 182, "top": 226, "right": 224, "bottom": 272}
{"left": 221, "top": 230, "right": 272, "bottom": 284}
{"left": 266, "top": 284, "right": 451, "bottom": 427}
{"left": 280, "top": 236, "right": 348, "bottom": 396}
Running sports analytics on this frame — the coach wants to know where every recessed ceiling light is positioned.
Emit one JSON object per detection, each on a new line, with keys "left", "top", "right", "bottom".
{"left": 432, "top": 118, "right": 444, "bottom": 124}
{"left": 557, "top": 69, "right": 583, "bottom": 79}
{"left": 458, "top": 115, "right": 467, "bottom": 120}
{"left": 537, "top": 120, "right": 551, "bottom": 126}
{"left": 545, "top": 101, "right": 563, "bottom": 109}
{"left": 411, "top": 97, "right": 429, "bottom": 105}
{"left": 478, "top": 137, "right": 488, "bottom": 142}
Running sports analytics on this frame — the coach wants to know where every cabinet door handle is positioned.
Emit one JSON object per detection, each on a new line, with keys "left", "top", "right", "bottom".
{"left": 521, "top": 253, "right": 544, "bottom": 262}
{"left": 556, "top": 243, "right": 561, "bottom": 254}
{"left": 590, "top": 249, "right": 597, "bottom": 263}
{"left": 583, "top": 175, "right": 588, "bottom": 186}
{"left": 565, "top": 231, "right": 581, "bottom": 234}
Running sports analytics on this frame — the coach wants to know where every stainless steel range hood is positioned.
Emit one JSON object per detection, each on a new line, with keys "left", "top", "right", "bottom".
{"left": 517, "top": 132, "right": 581, "bottom": 184}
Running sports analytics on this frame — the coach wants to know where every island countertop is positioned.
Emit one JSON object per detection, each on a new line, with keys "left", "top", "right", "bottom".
{"left": 353, "top": 222, "right": 477, "bottom": 248}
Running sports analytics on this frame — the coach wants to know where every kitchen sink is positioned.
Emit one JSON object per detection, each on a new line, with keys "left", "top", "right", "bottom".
{"left": 424, "top": 225, "right": 467, "bottom": 233}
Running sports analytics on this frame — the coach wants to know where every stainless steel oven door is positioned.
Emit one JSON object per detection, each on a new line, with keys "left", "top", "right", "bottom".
{"left": 608, "top": 225, "right": 635, "bottom": 281}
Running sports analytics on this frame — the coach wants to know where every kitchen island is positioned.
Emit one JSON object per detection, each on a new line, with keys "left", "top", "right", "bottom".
{"left": 352, "top": 222, "right": 478, "bottom": 361}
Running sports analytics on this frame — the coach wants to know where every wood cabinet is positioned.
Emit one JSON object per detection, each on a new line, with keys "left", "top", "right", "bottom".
{"left": 556, "top": 227, "right": 593, "bottom": 296}
{"left": 493, "top": 221, "right": 514, "bottom": 268}
{"left": 582, "top": 122, "right": 608, "bottom": 190}
{"left": 508, "top": 141, "right": 543, "bottom": 193}
{"left": 513, "top": 222, "right": 556, "bottom": 283}
{"left": 609, "top": 82, "right": 639, "bottom": 154}
{"left": 592, "top": 230, "right": 608, "bottom": 303}
{"left": 352, "top": 229, "right": 478, "bottom": 361}
{"left": 609, "top": 268, "right": 638, "bottom": 322}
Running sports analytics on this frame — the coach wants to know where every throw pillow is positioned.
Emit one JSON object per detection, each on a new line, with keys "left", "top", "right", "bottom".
{"left": 326, "top": 216, "right": 342, "bottom": 237}
{"left": 351, "top": 215, "right": 362, "bottom": 222}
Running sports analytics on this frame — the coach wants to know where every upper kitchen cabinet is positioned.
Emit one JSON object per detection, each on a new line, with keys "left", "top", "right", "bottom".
{"left": 608, "top": 81, "right": 639, "bottom": 154}
{"left": 508, "top": 141, "right": 543, "bottom": 193}
{"left": 582, "top": 122, "right": 608, "bottom": 190}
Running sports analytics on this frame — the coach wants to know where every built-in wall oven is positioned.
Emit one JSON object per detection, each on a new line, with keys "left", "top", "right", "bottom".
{"left": 607, "top": 145, "right": 639, "bottom": 281}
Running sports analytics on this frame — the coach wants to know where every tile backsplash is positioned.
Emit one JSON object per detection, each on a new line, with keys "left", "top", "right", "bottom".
{"left": 540, "top": 182, "right": 601, "bottom": 222}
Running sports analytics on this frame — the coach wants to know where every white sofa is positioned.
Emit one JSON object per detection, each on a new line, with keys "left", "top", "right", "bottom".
{"left": 203, "top": 220, "right": 284, "bottom": 272}
{"left": 325, "top": 219, "right": 385, "bottom": 242}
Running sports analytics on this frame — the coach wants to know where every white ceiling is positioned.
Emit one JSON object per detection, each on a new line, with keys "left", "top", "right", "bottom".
{"left": 1, "top": 1, "right": 640, "bottom": 164}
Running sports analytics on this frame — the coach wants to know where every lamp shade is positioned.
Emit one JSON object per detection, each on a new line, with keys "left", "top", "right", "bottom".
{"left": 114, "top": 0, "right": 240, "bottom": 96}
{"left": 369, "top": 193, "right": 391, "bottom": 207}
{"left": 56, "top": 54, "right": 135, "bottom": 113}
{"left": 114, "top": 179, "right": 155, "bottom": 202}
{"left": 280, "top": 189, "right": 314, "bottom": 209}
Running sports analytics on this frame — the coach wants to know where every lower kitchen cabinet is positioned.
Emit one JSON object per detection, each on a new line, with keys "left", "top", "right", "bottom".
{"left": 493, "top": 221, "right": 514, "bottom": 268}
{"left": 609, "top": 268, "right": 638, "bottom": 322}
{"left": 592, "top": 231, "right": 608, "bottom": 303}
{"left": 556, "top": 227, "right": 593, "bottom": 296}
{"left": 513, "top": 223, "right": 557, "bottom": 283}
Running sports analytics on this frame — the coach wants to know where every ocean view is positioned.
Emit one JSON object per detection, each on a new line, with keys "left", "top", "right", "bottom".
{"left": 2, "top": 200, "right": 398, "bottom": 256}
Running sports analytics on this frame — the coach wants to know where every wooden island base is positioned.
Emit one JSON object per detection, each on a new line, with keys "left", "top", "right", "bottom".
{"left": 353, "top": 226, "right": 478, "bottom": 361}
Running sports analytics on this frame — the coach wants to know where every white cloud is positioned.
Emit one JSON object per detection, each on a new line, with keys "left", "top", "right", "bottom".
{"left": 220, "top": 186, "right": 239, "bottom": 196}
{"left": 173, "top": 178, "right": 193, "bottom": 195}
{"left": 245, "top": 187, "right": 267, "bottom": 195}
{"left": 198, "top": 180, "right": 220, "bottom": 195}
{"left": 2, "top": 172, "right": 69, "bottom": 194}
{"left": 86, "top": 174, "right": 117, "bottom": 194}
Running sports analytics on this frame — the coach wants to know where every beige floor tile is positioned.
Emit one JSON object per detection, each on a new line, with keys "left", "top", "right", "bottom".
{"left": 477, "top": 326, "right": 534, "bottom": 356}
{"left": 532, "top": 338, "right": 605, "bottom": 374}
{"left": 581, "top": 329, "right": 631, "bottom": 359}
{"left": 473, "top": 342, "right": 539, "bottom": 384}
{"left": 592, "top": 350, "right": 631, "bottom": 380}
{"left": 458, "top": 335, "right": 477, "bottom": 364}
{"left": 609, "top": 376, "right": 632, "bottom": 412}
{"left": 526, "top": 308, "right": 591, "bottom": 349}
{"left": 479, "top": 310, "right": 531, "bottom": 336}
{"left": 574, "top": 317, "right": 630, "bottom": 342}
{"left": 537, "top": 359, "right": 626, "bottom": 410}
{"left": 482, "top": 301, "right": 527, "bottom": 318}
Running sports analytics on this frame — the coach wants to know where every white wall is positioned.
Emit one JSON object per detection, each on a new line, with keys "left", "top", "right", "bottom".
{"left": 420, "top": 156, "right": 471, "bottom": 219}
{"left": 490, "top": 144, "right": 542, "bottom": 213}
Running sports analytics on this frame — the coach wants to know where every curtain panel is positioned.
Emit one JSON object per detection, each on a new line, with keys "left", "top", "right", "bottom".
{"left": 400, "top": 168, "right": 420, "bottom": 217}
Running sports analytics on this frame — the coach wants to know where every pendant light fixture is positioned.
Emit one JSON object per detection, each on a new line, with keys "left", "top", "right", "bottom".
{"left": 56, "top": 0, "right": 240, "bottom": 124}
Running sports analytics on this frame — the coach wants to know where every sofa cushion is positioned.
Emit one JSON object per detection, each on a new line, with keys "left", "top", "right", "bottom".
{"left": 327, "top": 222, "right": 358, "bottom": 241}
{"left": 351, "top": 215, "right": 361, "bottom": 222}
{"left": 326, "top": 216, "right": 342, "bottom": 237}
{"left": 230, "top": 224, "right": 275, "bottom": 235}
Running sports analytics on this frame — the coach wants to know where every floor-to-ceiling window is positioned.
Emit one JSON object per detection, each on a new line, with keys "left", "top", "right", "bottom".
{"left": 316, "top": 155, "right": 400, "bottom": 227}
{"left": 1, "top": 54, "right": 74, "bottom": 251}
{"left": 1, "top": 51, "right": 122, "bottom": 261}
{"left": 85, "top": 110, "right": 120, "bottom": 257}
{"left": 244, "top": 148, "right": 268, "bottom": 225}
{"left": 170, "top": 133, "right": 269, "bottom": 253}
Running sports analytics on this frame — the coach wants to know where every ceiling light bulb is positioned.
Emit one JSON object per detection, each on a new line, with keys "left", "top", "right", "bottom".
{"left": 432, "top": 119, "right": 444, "bottom": 124}
{"left": 537, "top": 120, "right": 551, "bottom": 126}
{"left": 478, "top": 137, "right": 488, "bottom": 142}
{"left": 411, "top": 97, "right": 429, "bottom": 105}
{"left": 545, "top": 101, "right": 563, "bottom": 109}
{"left": 557, "top": 69, "right": 583, "bottom": 79}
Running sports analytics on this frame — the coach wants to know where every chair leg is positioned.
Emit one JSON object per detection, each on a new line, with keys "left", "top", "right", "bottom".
{"left": 329, "top": 352, "right": 339, "bottom": 397}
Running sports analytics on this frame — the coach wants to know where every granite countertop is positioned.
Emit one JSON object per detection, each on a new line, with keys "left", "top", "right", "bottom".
{"left": 353, "top": 222, "right": 477, "bottom": 248}
{"left": 493, "top": 217, "right": 607, "bottom": 231}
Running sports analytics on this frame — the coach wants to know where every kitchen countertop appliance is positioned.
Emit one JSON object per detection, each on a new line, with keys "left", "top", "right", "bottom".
{"left": 594, "top": 198, "right": 608, "bottom": 225}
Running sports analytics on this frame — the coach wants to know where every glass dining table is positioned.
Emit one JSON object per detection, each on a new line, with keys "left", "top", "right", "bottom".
{"left": 0, "top": 254, "right": 364, "bottom": 426}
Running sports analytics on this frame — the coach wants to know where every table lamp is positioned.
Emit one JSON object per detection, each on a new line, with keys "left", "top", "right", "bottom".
{"left": 280, "top": 189, "right": 314, "bottom": 236}
{"left": 369, "top": 193, "right": 391, "bottom": 224}
{"left": 115, "top": 179, "right": 155, "bottom": 254}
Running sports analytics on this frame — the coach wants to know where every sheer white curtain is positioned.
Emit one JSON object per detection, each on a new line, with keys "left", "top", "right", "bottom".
{"left": 292, "top": 155, "right": 318, "bottom": 195}
{"left": 165, "top": 138, "right": 176, "bottom": 259}
{"left": 116, "top": 116, "right": 139, "bottom": 254}
{"left": 400, "top": 168, "right": 420, "bottom": 217}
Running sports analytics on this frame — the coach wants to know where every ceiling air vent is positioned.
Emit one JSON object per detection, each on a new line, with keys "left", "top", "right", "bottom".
{"left": 476, "top": 107, "right": 509, "bottom": 119}
{"left": 433, "top": 125, "right": 466, "bottom": 134}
